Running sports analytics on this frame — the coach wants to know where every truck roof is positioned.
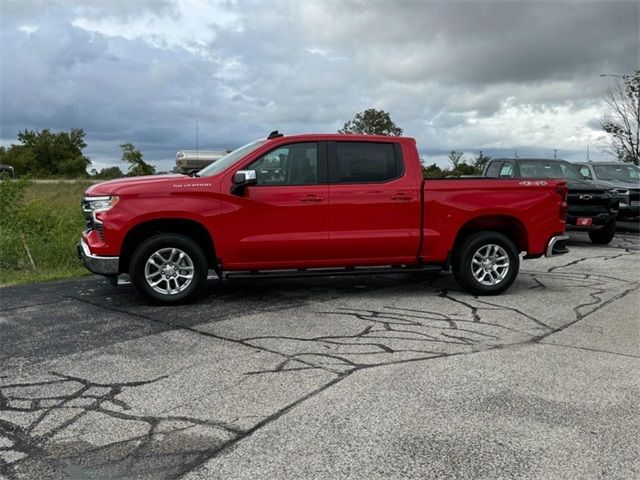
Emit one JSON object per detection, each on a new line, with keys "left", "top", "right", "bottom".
{"left": 490, "top": 158, "right": 570, "bottom": 163}
{"left": 570, "top": 161, "right": 630, "bottom": 165}
{"left": 264, "top": 133, "right": 416, "bottom": 143}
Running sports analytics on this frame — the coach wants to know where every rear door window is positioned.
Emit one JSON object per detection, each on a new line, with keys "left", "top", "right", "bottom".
{"left": 331, "top": 142, "right": 402, "bottom": 183}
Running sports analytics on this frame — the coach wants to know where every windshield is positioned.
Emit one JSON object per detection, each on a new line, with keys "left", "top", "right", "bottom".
{"left": 517, "top": 160, "right": 583, "bottom": 180}
{"left": 197, "top": 140, "right": 267, "bottom": 177}
{"left": 594, "top": 164, "right": 640, "bottom": 182}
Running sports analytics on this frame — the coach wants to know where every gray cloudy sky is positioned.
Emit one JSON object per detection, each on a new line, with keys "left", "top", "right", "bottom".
{"left": 1, "top": 0, "right": 638, "bottom": 171}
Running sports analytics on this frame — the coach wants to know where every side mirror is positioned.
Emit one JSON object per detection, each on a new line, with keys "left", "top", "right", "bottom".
{"left": 231, "top": 170, "right": 257, "bottom": 195}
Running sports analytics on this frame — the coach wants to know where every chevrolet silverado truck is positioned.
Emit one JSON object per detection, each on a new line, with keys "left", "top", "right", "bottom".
{"left": 79, "top": 132, "right": 569, "bottom": 304}
{"left": 483, "top": 158, "right": 619, "bottom": 244}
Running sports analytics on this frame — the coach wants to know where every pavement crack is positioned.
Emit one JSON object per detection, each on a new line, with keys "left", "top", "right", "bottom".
{"left": 177, "top": 374, "right": 350, "bottom": 478}
{"left": 0, "top": 371, "right": 241, "bottom": 479}
{"left": 539, "top": 343, "right": 640, "bottom": 359}
{"left": 438, "top": 289, "right": 482, "bottom": 322}
{"left": 62, "top": 294, "right": 340, "bottom": 376}
{"left": 529, "top": 285, "right": 640, "bottom": 343}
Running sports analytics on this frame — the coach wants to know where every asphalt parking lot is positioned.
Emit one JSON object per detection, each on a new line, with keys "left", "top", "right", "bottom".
{"left": 1, "top": 232, "right": 639, "bottom": 479}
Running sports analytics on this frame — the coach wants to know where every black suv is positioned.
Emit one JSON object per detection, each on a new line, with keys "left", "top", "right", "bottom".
{"left": 483, "top": 158, "right": 619, "bottom": 244}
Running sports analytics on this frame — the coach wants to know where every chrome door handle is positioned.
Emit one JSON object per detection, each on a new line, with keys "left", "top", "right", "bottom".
{"left": 300, "top": 195, "right": 324, "bottom": 202}
{"left": 391, "top": 193, "right": 413, "bottom": 201}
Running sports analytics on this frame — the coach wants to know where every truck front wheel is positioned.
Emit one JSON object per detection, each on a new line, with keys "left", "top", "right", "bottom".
{"left": 587, "top": 220, "right": 616, "bottom": 245}
{"left": 452, "top": 231, "right": 520, "bottom": 295}
{"left": 129, "top": 233, "right": 208, "bottom": 304}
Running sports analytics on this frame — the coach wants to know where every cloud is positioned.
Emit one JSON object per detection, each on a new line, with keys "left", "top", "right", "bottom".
{"left": 0, "top": 0, "right": 638, "bottom": 171}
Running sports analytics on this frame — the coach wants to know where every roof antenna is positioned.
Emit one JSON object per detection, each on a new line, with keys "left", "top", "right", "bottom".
{"left": 586, "top": 145, "right": 591, "bottom": 163}
{"left": 513, "top": 149, "right": 518, "bottom": 159}
{"left": 196, "top": 119, "right": 199, "bottom": 160}
{"left": 553, "top": 149, "right": 557, "bottom": 159}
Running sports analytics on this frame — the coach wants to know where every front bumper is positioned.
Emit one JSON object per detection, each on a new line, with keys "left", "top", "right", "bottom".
{"left": 566, "top": 212, "right": 616, "bottom": 230}
{"left": 545, "top": 235, "right": 570, "bottom": 257}
{"left": 618, "top": 203, "right": 640, "bottom": 222}
{"left": 77, "top": 239, "right": 119, "bottom": 275}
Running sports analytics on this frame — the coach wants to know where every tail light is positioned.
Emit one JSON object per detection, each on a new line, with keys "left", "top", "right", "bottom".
{"left": 555, "top": 182, "right": 568, "bottom": 220}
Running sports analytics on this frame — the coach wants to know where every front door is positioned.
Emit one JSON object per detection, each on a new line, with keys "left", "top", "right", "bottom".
{"left": 220, "top": 141, "right": 329, "bottom": 269}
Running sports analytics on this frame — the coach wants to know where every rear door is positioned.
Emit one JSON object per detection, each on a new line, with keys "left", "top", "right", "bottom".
{"left": 326, "top": 140, "right": 421, "bottom": 265}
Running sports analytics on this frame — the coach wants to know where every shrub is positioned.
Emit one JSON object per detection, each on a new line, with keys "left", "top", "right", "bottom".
{"left": 0, "top": 179, "right": 91, "bottom": 285}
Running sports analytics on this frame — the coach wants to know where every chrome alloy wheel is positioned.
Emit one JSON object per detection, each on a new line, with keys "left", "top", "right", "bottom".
{"left": 471, "top": 244, "right": 510, "bottom": 286}
{"left": 144, "top": 248, "right": 195, "bottom": 295}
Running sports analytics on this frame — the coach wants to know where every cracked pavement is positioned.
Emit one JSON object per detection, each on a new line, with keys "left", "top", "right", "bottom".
{"left": 1, "top": 232, "right": 639, "bottom": 479}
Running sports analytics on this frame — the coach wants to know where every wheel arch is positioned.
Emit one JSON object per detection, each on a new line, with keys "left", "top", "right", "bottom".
{"left": 119, "top": 218, "right": 217, "bottom": 274}
{"left": 452, "top": 215, "right": 529, "bottom": 258}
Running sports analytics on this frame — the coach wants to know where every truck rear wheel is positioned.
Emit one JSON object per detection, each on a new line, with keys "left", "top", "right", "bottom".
{"left": 452, "top": 231, "right": 519, "bottom": 295}
{"left": 588, "top": 220, "right": 616, "bottom": 245}
{"left": 129, "top": 233, "right": 208, "bottom": 304}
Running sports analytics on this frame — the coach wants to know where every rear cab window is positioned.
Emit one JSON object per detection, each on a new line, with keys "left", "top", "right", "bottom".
{"left": 329, "top": 141, "right": 404, "bottom": 183}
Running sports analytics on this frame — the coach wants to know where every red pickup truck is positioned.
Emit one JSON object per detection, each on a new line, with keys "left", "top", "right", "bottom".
{"left": 79, "top": 132, "right": 569, "bottom": 304}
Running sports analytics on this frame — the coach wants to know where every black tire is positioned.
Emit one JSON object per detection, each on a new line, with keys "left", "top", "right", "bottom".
{"left": 129, "top": 233, "right": 208, "bottom": 304}
{"left": 452, "top": 231, "right": 520, "bottom": 296}
{"left": 588, "top": 220, "right": 616, "bottom": 245}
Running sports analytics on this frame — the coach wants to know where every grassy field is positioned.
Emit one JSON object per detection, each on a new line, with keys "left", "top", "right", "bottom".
{"left": 0, "top": 179, "right": 94, "bottom": 286}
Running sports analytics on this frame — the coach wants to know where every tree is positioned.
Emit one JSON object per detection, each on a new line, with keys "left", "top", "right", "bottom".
{"left": 601, "top": 69, "right": 640, "bottom": 165}
{"left": 422, "top": 163, "right": 446, "bottom": 178}
{"left": 120, "top": 143, "right": 155, "bottom": 176}
{"left": 338, "top": 109, "right": 403, "bottom": 136}
{"left": 0, "top": 128, "right": 90, "bottom": 177}
{"left": 94, "top": 166, "right": 124, "bottom": 179}
{"left": 451, "top": 163, "right": 481, "bottom": 176}
{"left": 441, "top": 151, "right": 483, "bottom": 177}
{"left": 447, "top": 150, "right": 464, "bottom": 168}
{"left": 473, "top": 151, "right": 491, "bottom": 172}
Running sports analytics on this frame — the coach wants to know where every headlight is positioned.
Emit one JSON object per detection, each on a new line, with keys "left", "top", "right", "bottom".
{"left": 82, "top": 195, "right": 119, "bottom": 212}
{"left": 616, "top": 189, "right": 629, "bottom": 195}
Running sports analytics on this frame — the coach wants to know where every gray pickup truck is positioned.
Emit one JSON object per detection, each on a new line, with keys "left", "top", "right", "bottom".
{"left": 574, "top": 162, "right": 639, "bottom": 224}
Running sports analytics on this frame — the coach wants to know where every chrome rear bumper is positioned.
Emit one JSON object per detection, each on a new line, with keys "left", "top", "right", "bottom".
{"left": 545, "top": 235, "right": 570, "bottom": 257}
{"left": 77, "top": 239, "right": 119, "bottom": 275}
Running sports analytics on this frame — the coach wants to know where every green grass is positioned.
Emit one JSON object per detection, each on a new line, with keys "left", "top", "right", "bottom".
{"left": 0, "top": 179, "right": 94, "bottom": 286}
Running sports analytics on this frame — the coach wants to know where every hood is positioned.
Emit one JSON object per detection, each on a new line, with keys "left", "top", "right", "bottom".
{"left": 86, "top": 174, "right": 186, "bottom": 196}
{"left": 566, "top": 178, "right": 615, "bottom": 191}
{"left": 598, "top": 178, "right": 640, "bottom": 189}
